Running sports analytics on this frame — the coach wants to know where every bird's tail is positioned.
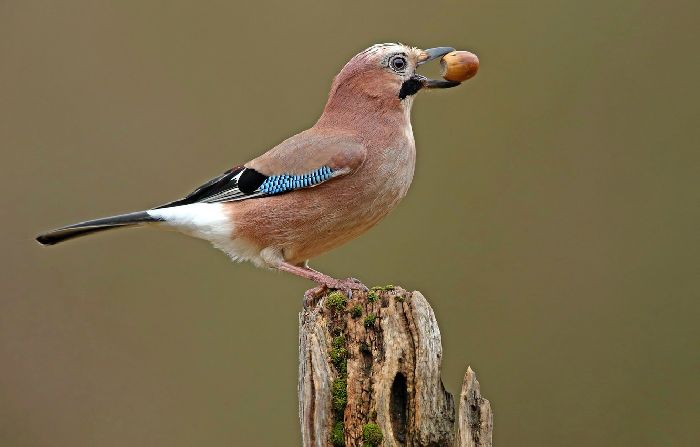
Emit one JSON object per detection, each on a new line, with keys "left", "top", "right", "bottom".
{"left": 35, "top": 211, "right": 161, "bottom": 246}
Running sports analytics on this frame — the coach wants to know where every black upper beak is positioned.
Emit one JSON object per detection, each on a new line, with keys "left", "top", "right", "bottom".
{"left": 417, "top": 47, "right": 455, "bottom": 65}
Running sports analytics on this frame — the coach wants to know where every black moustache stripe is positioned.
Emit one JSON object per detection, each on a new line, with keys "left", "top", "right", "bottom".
{"left": 399, "top": 78, "right": 423, "bottom": 99}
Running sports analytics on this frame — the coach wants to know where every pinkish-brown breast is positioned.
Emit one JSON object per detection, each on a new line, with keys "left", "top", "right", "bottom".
{"left": 227, "top": 119, "right": 416, "bottom": 265}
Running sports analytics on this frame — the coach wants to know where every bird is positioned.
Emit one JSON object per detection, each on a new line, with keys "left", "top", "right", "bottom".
{"left": 36, "top": 43, "right": 472, "bottom": 294}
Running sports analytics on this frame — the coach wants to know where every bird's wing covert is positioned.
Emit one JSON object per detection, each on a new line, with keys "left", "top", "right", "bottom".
{"left": 155, "top": 132, "right": 366, "bottom": 208}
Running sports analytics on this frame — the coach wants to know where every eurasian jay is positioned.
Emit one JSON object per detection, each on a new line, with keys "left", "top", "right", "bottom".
{"left": 36, "top": 43, "right": 475, "bottom": 293}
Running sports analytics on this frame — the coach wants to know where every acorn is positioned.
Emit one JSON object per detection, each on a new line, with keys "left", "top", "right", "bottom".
{"left": 440, "top": 51, "right": 479, "bottom": 83}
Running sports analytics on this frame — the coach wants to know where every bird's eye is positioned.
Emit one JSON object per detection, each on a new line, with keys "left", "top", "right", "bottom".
{"left": 389, "top": 55, "right": 407, "bottom": 72}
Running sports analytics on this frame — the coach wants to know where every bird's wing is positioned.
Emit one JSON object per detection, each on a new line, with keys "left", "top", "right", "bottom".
{"left": 155, "top": 131, "right": 366, "bottom": 209}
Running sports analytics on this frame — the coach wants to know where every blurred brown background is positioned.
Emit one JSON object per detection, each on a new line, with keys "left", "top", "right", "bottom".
{"left": 1, "top": 1, "right": 698, "bottom": 446}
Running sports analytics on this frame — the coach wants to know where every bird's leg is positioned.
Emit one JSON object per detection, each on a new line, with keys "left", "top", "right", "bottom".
{"left": 276, "top": 261, "right": 340, "bottom": 287}
{"left": 275, "top": 261, "right": 367, "bottom": 298}
{"left": 303, "top": 265, "right": 367, "bottom": 291}
{"left": 261, "top": 248, "right": 367, "bottom": 297}
{"left": 293, "top": 263, "right": 330, "bottom": 299}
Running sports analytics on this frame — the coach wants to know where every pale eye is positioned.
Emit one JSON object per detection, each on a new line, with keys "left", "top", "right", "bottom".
{"left": 389, "top": 55, "right": 407, "bottom": 72}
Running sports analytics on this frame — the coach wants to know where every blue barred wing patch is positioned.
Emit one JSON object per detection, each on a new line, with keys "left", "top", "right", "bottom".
{"left": 155, "top": 166, "right": 335, "bottom": 209}
{"left": 259, "top": 166, "right": 333, "bottom": 195}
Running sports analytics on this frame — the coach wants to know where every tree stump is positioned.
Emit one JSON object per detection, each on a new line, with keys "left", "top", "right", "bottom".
{"left": 298, "top": 286, "right": 493, "bottom": 447}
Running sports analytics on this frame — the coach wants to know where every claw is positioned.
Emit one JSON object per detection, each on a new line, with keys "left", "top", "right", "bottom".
{"left": 305, "top": 285, "right": 328, "bottom": 298}
{"left": 341, "top": 277, "right": 368, "bottom": 292}
{"left": 327, "top": 278, "right": 369, "bottom": 298}
{"left": 303, "top": 285, "right": 328, "bottom": 308}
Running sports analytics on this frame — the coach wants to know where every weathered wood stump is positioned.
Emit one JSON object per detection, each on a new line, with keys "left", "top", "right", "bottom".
{"left": 298, "top": 286, "right": 493, "bottom": 447}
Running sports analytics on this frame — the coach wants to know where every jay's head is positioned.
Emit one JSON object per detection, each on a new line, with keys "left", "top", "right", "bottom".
{"left": 325, "top": 43, "right": 459, "bottom": 113}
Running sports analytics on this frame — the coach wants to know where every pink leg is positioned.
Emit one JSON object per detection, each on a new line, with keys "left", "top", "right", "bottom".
{"left": 304, "top": 265, "right": 366, "bottom": 289}
{"left": 276, "top": 262, "right": 342, "bottom": 287}
{"left": 275, "top": 261, "right": 367, "bottom": 297}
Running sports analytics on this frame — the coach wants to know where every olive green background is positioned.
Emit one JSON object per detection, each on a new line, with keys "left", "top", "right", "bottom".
{"left": 1, "top": 1, "right": 698, "bottom": 446}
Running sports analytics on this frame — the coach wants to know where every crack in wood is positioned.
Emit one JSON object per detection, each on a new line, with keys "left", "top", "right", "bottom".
{"left": 390, "top": 372, "right": 408, "bottom": 444}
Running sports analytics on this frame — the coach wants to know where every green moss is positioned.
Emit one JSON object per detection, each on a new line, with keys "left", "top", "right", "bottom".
{"left": 364, "top": 313, "right": 377, "bottom": 328}
{"left": 326, "top": 291, "right": 347, "bottom": 312}
{"left": 367, "top": 290, "right": 379, "bottom": 302}
{"left": 329, "top": 346, "right": 346, "bottom": 366}
{"left": 350, "top": 304, "right": 363, "bottom": 318}
{"left": 331, "top": 421, "right": 345, "bottom": 446}
{"left": 329, "top": 336, "right": 347, "bottom": 445}
{"left": 329, "top": 335, "right": 347, "bottom": 371}
{"left": 332, "top": 335, "right": 345, "bottom": 349}
{"left": 371, "top": 284, "right": 395, "bottom": 292}
{"left": 395, "top": 294, "right": 406, "bottom": 302}
{"left": 362, "top": 423, "right": 383, "bottom": 446}
{"left": 332, "top": 377, "right": 348, "bottom": 413}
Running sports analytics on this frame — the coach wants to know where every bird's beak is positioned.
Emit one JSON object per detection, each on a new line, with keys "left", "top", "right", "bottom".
{"left": 417, "top": 47, "right": 455, "bottom": 65}
{"left": 412, "top": 74, "right": 461, "bottom": 90}
{"left": 415, "top": 47, "right": 460, "bottom": 90}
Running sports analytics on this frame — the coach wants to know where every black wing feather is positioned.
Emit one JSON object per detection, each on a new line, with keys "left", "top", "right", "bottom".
{"left": 155, "top": 166, "right": 267, "bottom": 209}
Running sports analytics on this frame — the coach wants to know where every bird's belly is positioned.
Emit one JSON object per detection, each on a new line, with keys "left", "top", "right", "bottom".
{"left": 228, "top": 164, "right": 413, "bottom": 265}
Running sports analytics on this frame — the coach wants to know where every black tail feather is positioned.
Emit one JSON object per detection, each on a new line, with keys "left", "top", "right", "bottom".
{"left": 36, "top": 211, "right": 160, "bottom": 246}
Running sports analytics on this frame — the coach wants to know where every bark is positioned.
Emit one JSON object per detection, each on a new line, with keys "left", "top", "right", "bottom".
{"left": 456, "top": 368, "right": 493, "bottom": 447}
{"left": 298, "top": 286, "right": 493, "bottom": 447}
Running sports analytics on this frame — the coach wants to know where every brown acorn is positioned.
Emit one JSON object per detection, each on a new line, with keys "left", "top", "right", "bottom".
{"left": 440, "top": 51, "right": 479, "bottom": 83}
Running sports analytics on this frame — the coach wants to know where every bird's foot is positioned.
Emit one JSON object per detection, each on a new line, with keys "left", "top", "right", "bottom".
{"left": 304, "top": 285, "right": 328, "bottom": 302}
{"left": 336, "top": 277, "right": 368, "bottom": 292}
{"left": 303, "top": 277, "right": 368, "bottom": 303}
{"left": 326, "top": 277, "right": 368, "bottom": 299}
